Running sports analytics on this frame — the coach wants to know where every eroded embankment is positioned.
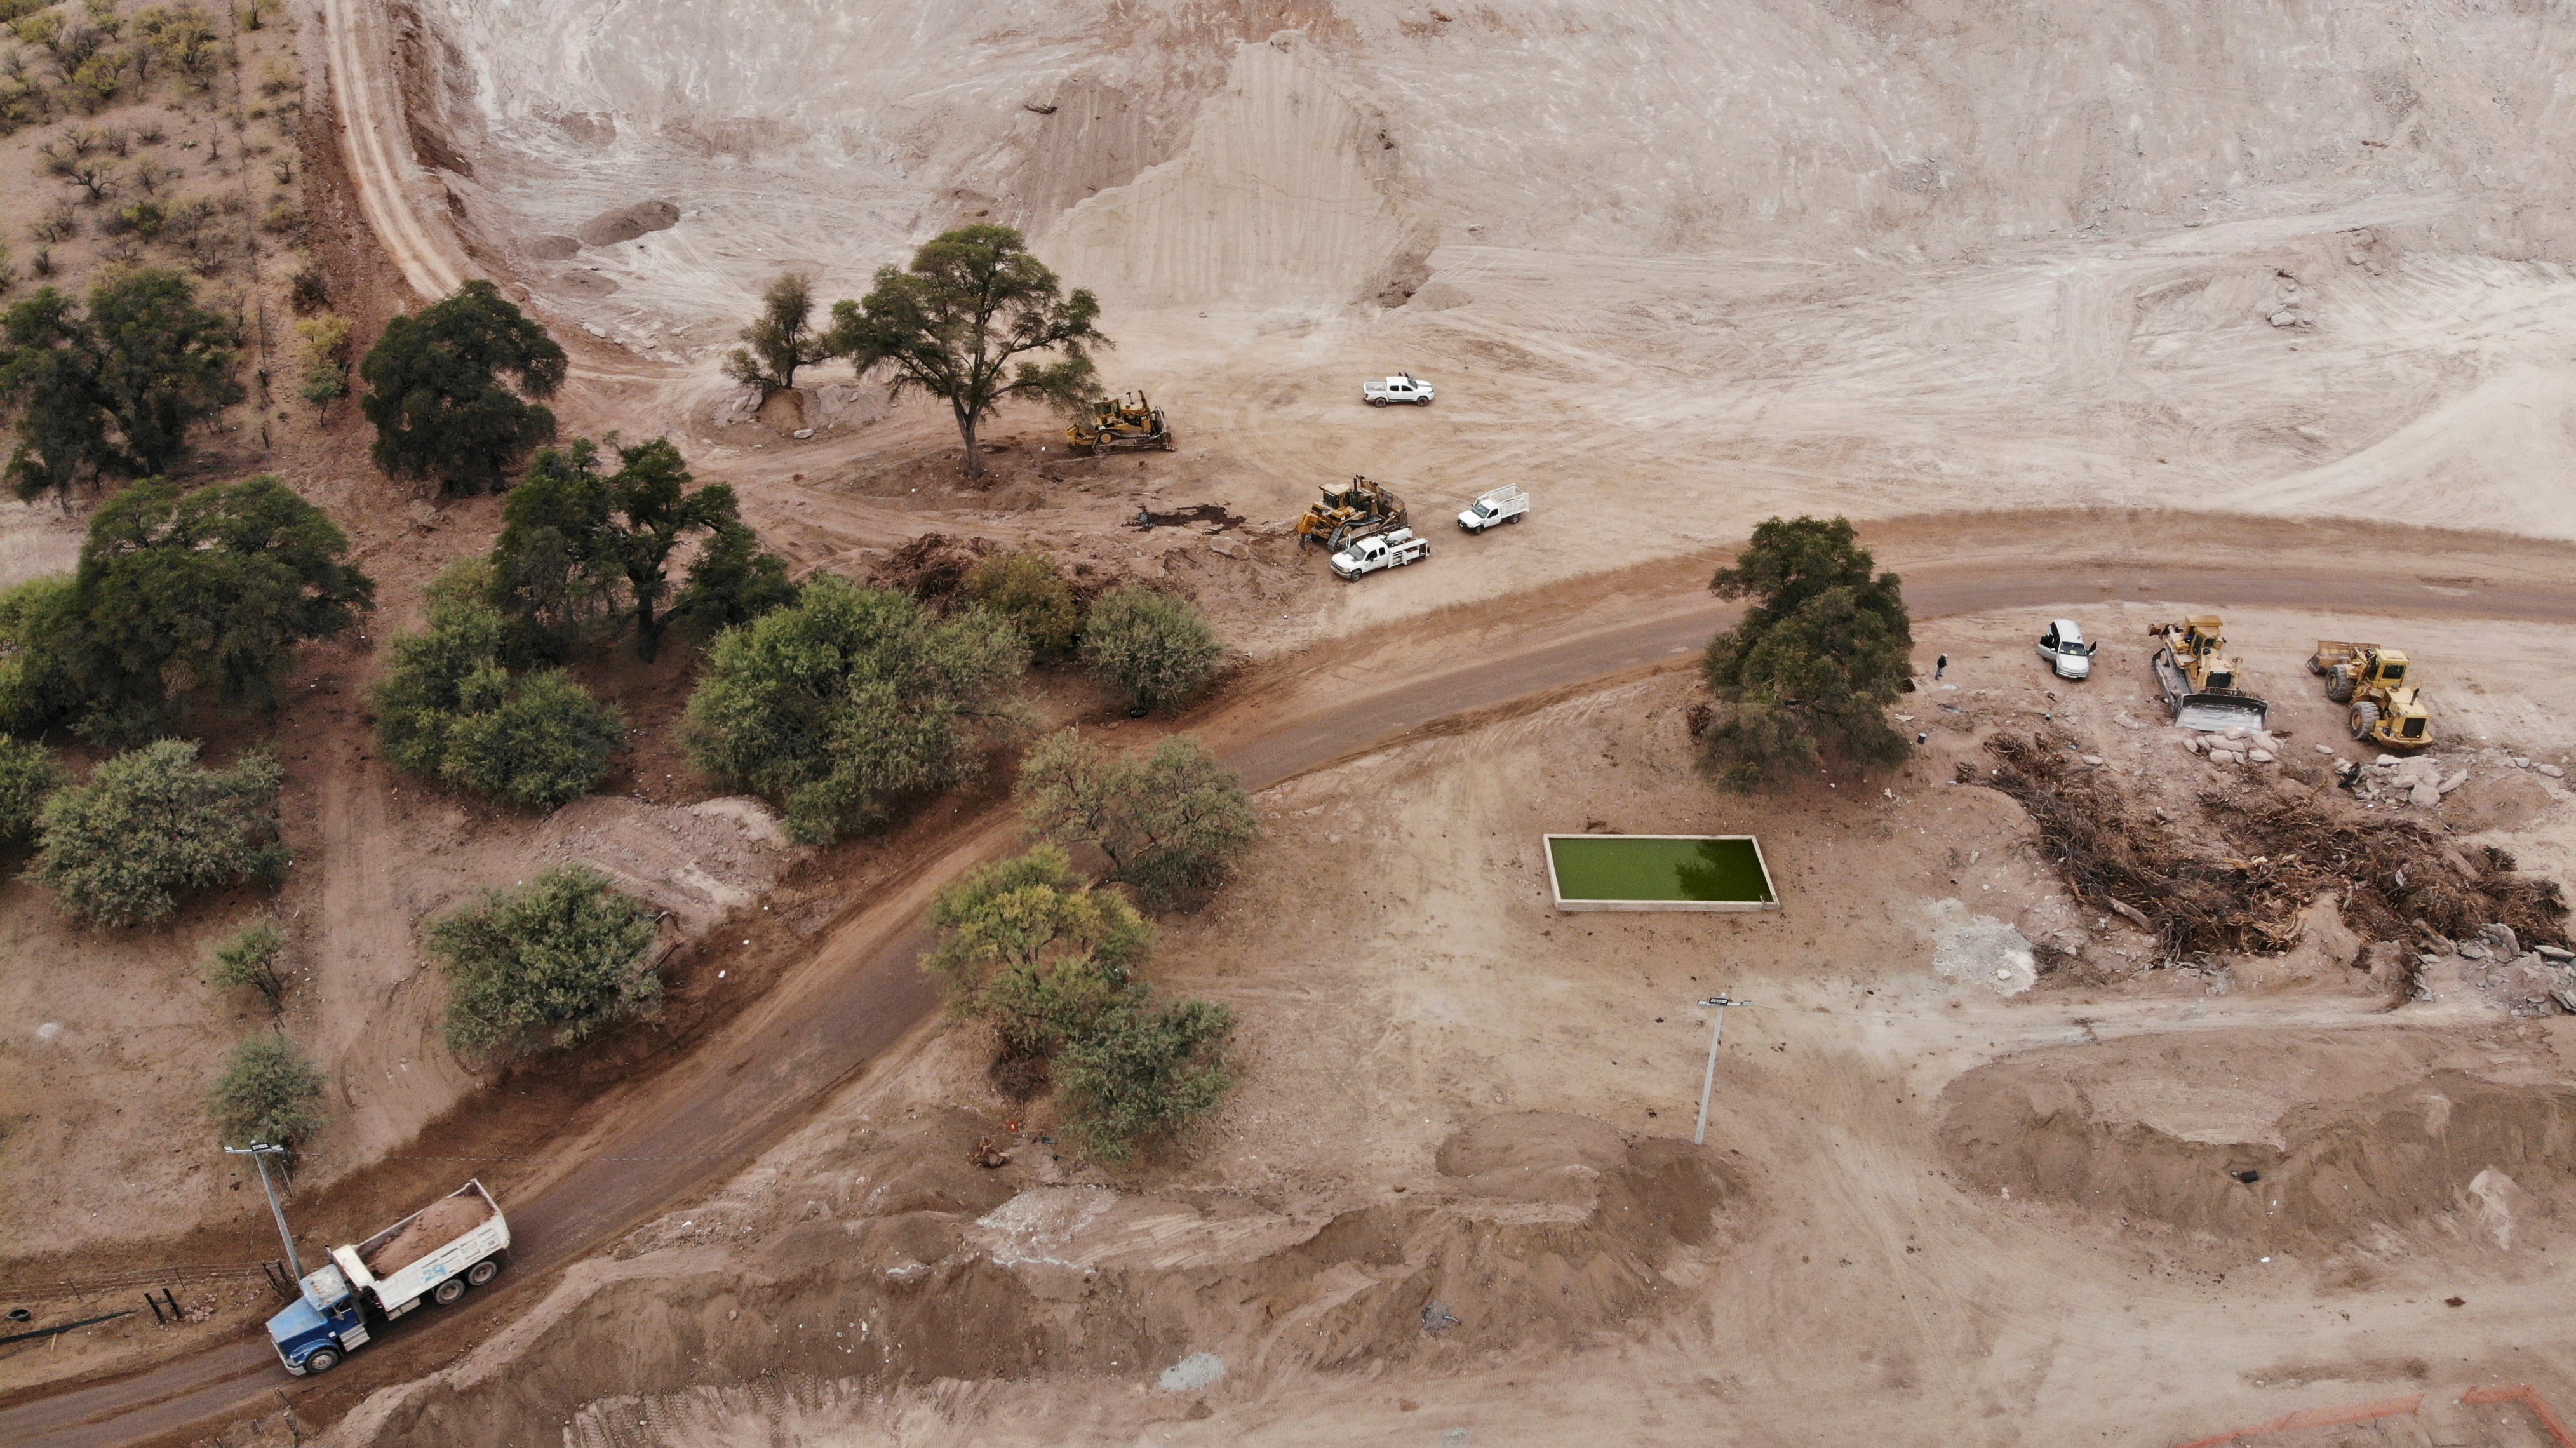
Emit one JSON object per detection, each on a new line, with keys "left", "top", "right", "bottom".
{"left": 1940, "top": 1033, "right": 2576, "bottom": 1248}
{"left": 335, "top": 1112, "right": 1739, "bottom": 1445}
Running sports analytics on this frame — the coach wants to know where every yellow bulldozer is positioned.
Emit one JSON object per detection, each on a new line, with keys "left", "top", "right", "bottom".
{"left": 1066, "top": 391, "right": 1174, "bottom": 455}
{"left": 2309, "top": 640, "right": 2433, "bottom": 751}
{"left": 2147, "top": 615, "right": 2269, "bottom": 732}
{"left": 1295, "top": 475, "right": 1408, "bottom": 551}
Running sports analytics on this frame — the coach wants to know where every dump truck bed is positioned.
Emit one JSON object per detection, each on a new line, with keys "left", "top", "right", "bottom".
{"left": 332, "top": 1180, "right": 509, "bottom": 1315}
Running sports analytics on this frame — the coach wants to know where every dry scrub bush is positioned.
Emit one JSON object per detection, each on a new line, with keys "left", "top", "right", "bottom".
{"left": 33, "top": 739, "right": 284, "bottom": 926}
{"left": 428, "top": 865, "right": 661, "bottom": 1059}
{"left": 208, "top": 1033, "right": 325, "bottom": 1150}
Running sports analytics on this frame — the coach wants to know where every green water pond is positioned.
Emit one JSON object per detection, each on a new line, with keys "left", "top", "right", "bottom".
{"left": 1547, "top": 835, "right": 1776, "bottom": 903}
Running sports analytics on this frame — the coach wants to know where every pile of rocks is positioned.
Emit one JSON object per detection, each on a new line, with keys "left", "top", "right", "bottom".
{"left": 2179, "top": 727, "right": 2279, "bottom": 765}
{"left": 2432, "top": 923, "right": 2576, "bottom": 1015}
{"left": 2504, "top": 754, "right": 2568, "bottom": 781}
{"left": 2340, "top": 753, "right": 2468, "bottom": 808}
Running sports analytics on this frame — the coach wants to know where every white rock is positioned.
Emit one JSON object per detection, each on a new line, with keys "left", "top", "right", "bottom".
{"left": 2511, "top": 756, "right": 2530, "bottom": 768}
{"left": 2411, "top": 782, "right": 2442, "bottom": 807}
{"left": 2209, "top": 749, "right": 2243, "bottom": 765}
{"left": 792, "top": 428, "right": 815, "bottom": 439}
{"left": 2439, "top": 771, "right": 2469, "bottom": 794}
{"left": 2543, "top": 765, "right": 2567, "bottom": 779}
{"left": 2081, "top": 754, "right": 2104, "bottom": 766}
{"left": 2247, "top": 749, "right": 2275, "bottom": 763}
{"left": 2315, "top": 744, "right": 2336, "bottom": 755}
{"left": 2376, "top": 754, "right": 2402, "bottom": 767}
{"left": 2182, "top": 736, "right": 2206, "bottom": 754}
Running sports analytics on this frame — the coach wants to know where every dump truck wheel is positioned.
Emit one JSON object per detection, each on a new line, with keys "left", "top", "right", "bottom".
{"left": 466, "top": 1259, "right": 500, "bottom": 1287}
{"left": 2349, "top": 701, "right": 2380, "bottom": 741}
{"left": 432, "top": 1278, "right": 466, "bottom": 1306}
{"left": 304, "top": 1349, "right": 340, "bottom": 1374}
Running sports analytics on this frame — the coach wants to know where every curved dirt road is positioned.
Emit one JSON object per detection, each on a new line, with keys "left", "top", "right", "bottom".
{"left": 9, "top": 554, "right": 2576, "bottom": 1447}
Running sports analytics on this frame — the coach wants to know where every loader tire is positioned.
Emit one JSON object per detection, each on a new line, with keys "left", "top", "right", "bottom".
{"left": 2349, "top": 701, "right": 2380, "bottom": 742}
{"left": 2326, "top": 671, "right": 2355, "bottom": 704}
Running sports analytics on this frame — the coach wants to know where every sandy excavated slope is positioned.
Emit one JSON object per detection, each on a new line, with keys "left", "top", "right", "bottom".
{"left": 396, "top": 0, "right": 2576, "bottom": 545}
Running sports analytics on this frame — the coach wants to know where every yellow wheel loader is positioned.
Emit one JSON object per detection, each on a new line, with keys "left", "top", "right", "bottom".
{"left": 1295, "top": 475, "right": 1409, "bottom": 552}
{"left": 1066, "top": 391, "right": 1174, "bottom": 455}
{"left": 2308, "top": 641, "right": 2433, "bottom": 751}
{"left": 2147, "top": 615, "right": 2269, "bottom": 732}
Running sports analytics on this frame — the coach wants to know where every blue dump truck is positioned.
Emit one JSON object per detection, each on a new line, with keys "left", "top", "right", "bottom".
{"left": 266, "top": 1180, "right": 509, "bottom": 1375}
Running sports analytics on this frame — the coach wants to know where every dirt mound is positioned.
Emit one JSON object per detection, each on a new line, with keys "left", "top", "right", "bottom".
{"left": 1973, "top": 730, "right": 2568, "bottom": 962}
{"left": 1942, "top": 1037, "right": 2576, "bottom": 1247}
{"left": 362, "top": 1194, "right": 490, "bottom": 1276}
{"left": 334, "top": 1113, "right": 1738, "bottom": 1448}
{"left": 573, "top": 198, "right": 680, "bottom": 248}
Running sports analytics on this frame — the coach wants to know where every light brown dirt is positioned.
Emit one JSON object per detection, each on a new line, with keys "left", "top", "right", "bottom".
{"left": 326, "top": 631, "right": 2576, "bottom": 1448}
{"left": 356, "top": 1194, "right": 485, "bottom": 1276}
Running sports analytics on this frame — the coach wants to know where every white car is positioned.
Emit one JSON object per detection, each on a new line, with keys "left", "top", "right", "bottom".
{"left": 1363, "top": 373, "right": 1434, "bottom": 406}
{"left": 2038, "top": 619, "right": 2097, "bottom": 680}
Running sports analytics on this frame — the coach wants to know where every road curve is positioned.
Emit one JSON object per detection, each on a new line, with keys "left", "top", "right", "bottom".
{"left": 9, "top": 557, "right": 2576, "bottom": 1447}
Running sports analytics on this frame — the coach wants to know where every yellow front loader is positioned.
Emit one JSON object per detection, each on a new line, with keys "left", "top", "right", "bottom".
{"left": 2309, "top": 641, "right": 2433, "bottom": 751}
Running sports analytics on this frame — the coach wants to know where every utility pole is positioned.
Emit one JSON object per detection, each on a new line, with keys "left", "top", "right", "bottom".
{"left": 225, "top": 1143, "right": 304, "bottom": 1282}
{"left": 1692, "top": 996, "right": 1747, "bottom": 1147}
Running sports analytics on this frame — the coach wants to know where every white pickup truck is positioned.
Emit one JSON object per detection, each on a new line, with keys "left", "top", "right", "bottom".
{"left": 1362, "top": 372, "right": 1434, "bottom": 406}
{"left": 1457, "top": 484, "right": 1527, "bottom": 533}
{"left": 1331, "top": 528, "right": 1430, "bottom": 579}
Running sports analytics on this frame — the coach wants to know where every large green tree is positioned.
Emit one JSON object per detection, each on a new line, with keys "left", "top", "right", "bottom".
{"left": 826, "top": 225, "right": 1106, "bottom": 478}
{"left": 208, "top": 1034, "right": 327, "bottom": 1151}
{"left": 71, "top": 475, "right": 375, "bottom": 730}
{"left": 492, "top": 437, "right": 741, "bottom": 662}
{"left": 0, "top": 269, "right": 241, "bottom": 499}
{"left": 1059, "top": 995, "right": 1234, "bottom": 1162}
{"left": 1698, "top": 516, "right": 1913, "bottom": 791}
{"left": 682, "top": 575, "right": 1027, "bottom": 843}
{"left": 360, "top": 280, "right": 568, "bottom": 495}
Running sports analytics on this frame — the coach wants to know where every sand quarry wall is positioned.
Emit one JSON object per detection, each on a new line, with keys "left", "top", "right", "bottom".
{"left": 395, "top": 0, "right": 2576, "bottom": 330}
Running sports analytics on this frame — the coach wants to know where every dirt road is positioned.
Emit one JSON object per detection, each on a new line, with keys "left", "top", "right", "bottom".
{"left": 6, "top": 551, "right": 2574, "bottom": 1447}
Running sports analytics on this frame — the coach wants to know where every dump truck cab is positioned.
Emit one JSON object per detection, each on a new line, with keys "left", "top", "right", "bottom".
{"left": 265, "top": 1263, "right": 370, "bottom": 1376}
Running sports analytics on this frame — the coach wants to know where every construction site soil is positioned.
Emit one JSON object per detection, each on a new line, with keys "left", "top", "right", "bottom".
{"left": 10, "top": 1, "right": 2576, "bottom": 1445}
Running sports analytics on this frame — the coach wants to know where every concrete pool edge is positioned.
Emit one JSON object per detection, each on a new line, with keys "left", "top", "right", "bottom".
{"left": 1542, "top": 833, "right": 1781, "bottom": 913}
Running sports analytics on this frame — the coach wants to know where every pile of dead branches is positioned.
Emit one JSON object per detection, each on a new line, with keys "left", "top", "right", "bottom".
{"left": 870, "top": 532, "right": 1000, "bottom": 610}
{"left": 1969, "top": 733, "right": 2280, "bottom": 958}
{"left": 2201, "top": 791, "right": 2568, "bottom": 951}
{"left": 1973, "top": 732, "right": 2570, "bottom": 962}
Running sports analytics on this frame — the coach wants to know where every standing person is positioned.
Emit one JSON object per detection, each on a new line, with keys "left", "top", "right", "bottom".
{"left": 1935, "top": 652, "right": 1950, "bottom": 680}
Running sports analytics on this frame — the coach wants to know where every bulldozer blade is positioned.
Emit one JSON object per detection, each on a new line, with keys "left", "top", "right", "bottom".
{"left": 2174, "top": 693, "right": 2270, "bottom": 733}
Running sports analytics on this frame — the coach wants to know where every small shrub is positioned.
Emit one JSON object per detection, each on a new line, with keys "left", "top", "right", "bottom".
{"left": 287, "top": 264, "right": 326, "bottom": 312}
{"left": 33, "top": 739, "right": 285, "bottom": 926}
{"left": 373, "top": 597, "right": 620, "bottom": 810}
{"left": 208, "top": 916, "right": 288, "bottom": 1014}
{"left": 966, "top": 550, "right": 1080, "bottom": 662}
{"left": 428, "top": 864, "right": 661, "bottom": 1058}
{"left": 1078, "top": 584, "right": 1221, "bottom": 713}
{"left": 208, "top": 1033, "right": 326, "bottom": 1150}
{"left": 293, "top": 313, "right": 348, "bottom": 412}
{"left": 0, "top": 734, "right": 64, "bottom": 847}
{"left": 683, "top": 575, "right": 1027, "bottom": 843}
{"left": 32, "top": 200, "right": 76, "bottom": 242}
{"left": 1016, "top": 730, "right": 1258, "bottom": 909}
{"left": 111, "top": 197, "right": 164, "bottom": 237}
{"left": 1057, "top": 996, "right": 1233, "bottom": 1161}
{"left": 923, "top": 845, "right": 1153, "bottom": 1056}
{"left": 438, "top": 667, "right": 624, "bottom": 810}
{"left": 258, "top": 195, "right": 300, "bottom": 235}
